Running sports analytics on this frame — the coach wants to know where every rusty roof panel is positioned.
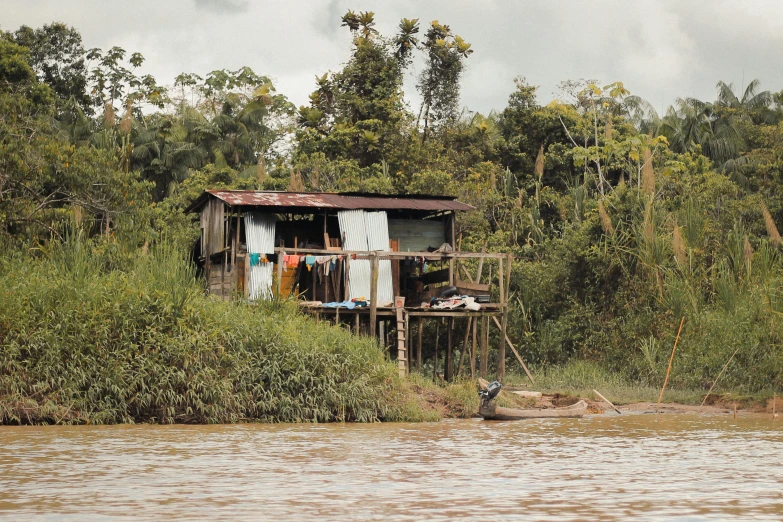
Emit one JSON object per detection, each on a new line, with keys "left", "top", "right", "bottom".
{"left": 202, "top": 190, "right": 474, "bottom": 212}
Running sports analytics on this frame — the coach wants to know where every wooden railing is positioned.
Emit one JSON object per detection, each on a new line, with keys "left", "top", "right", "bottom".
{"left": 274, "top": 247, "right": 511, "bottom": 362}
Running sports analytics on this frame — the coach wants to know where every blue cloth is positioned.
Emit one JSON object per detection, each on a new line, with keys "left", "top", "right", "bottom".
{"left": 305, "top": 255, "right": 316, "bottom": 267}
{"left": 249, "top": 253, "right": 260, "bottom": 266}
{"left": 321, "top": 301, "right": 357, "bottom": 309}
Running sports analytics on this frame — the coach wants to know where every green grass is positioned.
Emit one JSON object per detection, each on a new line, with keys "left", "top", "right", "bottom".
{"left": 504, "top": 360, "right": 705, "bottom": 405}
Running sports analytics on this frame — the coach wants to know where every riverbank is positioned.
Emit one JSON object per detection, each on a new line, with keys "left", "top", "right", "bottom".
{"left": 413, "top": 360, "right": 782, "bottom": 420}
{"left": 2, "top": 239, "right": 778, "bottom": 426}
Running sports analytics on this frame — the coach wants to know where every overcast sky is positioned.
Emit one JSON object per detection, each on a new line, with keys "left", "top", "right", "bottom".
{"left": 6, "top": 0, "right": 783, "bottom": 116}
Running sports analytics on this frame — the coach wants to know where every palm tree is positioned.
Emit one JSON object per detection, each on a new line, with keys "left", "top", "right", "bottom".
{"left": 654, "top": 97, "right": 742, "bottom": 167}
{"left": 132, "top": 114, "right": 206, "bottom": 198}
{"left": 715, "top": 79, "right": 776, "bottom": 124}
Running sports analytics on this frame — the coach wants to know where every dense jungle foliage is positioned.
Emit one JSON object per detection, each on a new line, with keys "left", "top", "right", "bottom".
{"left": 2, "top": 12, "right": 783, "bottom": 423}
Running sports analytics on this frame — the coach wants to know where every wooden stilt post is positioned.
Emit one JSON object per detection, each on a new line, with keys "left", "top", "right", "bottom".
{"left": 476, "top": 242, "right": 486, "bottom": 283}
{"left": 470, "top": 316, "right": 477, "bottom": 379}
{"left": 480, "top": 315, "right": 488, "bottom": 378}
{"left": 369, "top": 252, "right": 379, "bottom": 338}
{"left": 457, "top": 317, "right": 473, "bottom": 377}
{"left": 497, "top": 258, "right": 506, "bottom": 381}
{"left": 379, "top": 320, "right": 385, "bottom": 350}
{"left": 448, "top": 212, "right": 456, "bottom": 285}
{"left": 233, "top": 209, "right": 240, "bottom": 295}
{"left": 354, "top": 312, "right": 360, "bottom": 335}
{"left": 276, "top": 250, "right": 285, "bottom": 299}
{"left": 417, "top": 316, "right": 423, "bottom": 371}
{"left": 405, "top": 310, "right": 411, "bottom": 373}
{"left": 433, "top": 320, "right": 440, "bottom": 381}
{"left": 446, "top": 317, "right": 454, "bottom": 381}
{"left": 243, "top": 251, "right": 250, "bottom": 300}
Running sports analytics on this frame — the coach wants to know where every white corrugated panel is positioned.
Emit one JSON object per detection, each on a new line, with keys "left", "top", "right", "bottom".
{"left": 339, "top": 210, "right": 370, "bottom": 300}
{"left": 365, "top": 211, "right": 394, "bottom": 304}
{"left": 244, "top": 212, "right": 275, "bottom": 254}
{"left": 244, "top": 212, "right": 275, "bottom": 301}
{"left": 248, "top": 262, "right": 273, "bottom": 301}
{"left": 338, "top": 210, "right": 369, "bottom": 250}
{"left": 338, "top": 210, "right": 393, "bottom": 304}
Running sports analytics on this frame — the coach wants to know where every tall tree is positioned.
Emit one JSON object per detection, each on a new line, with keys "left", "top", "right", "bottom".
{"left": 296, "top": 11, "right": 415, "bottom": 169}
{"left": 417, "top": 20, "right": 472, "bottom": 140}
{"left": 12, "top": 23, "right": 91, "bottom": 112}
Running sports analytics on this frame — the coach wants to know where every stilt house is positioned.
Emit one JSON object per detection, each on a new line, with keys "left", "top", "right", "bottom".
{"left": 186, "top": 190, "right": 516, "bottom": 379}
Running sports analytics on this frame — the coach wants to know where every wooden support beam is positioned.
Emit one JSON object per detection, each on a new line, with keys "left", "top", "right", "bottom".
{"left": 492, "top": 315, "right": 534, "bottom": 384}
{"left": 475, "top": 242, "right": 487, "bottom": 283}
{"left": 445, "top": 317, "right": 454, "bottom": 381}
{"left": 417, "top": 316, "right": 423, "bottom": 371}
{"left": 276, "top": 250, "right": 285, "bottom": 299}
{"left": 244, "top": 251, "right": 250, "bottom": 299}
{"left": 405, "top": 310, "right": 411, "bottom": 374}
{"left": 222, "top": 250, "right": 227, "bottom": 299}
{"left": 369, "top": 252, "right": 379, "bottom": 338}
{"left": 456, "top": 317, "right": 473, "bottom": 377}
{"left": 273, "top": 247, "right": 507, "bottom": 259}
{"left": 460, "top": 264, "right": 475, "bottom": 284}
{"left": 497, "top": 257, "right": 506, "bottom": 381}
{"left": 448, "top": 212, "right": 456, "bottom": 285}
{"left": 233, "top": 209, "right": 240, "bottom": 294}
{"left": 354, "top": 313, "right": 360, "bottom": 335}
{"left": 433, "top": 320, "right": 440, "bottom": 381}
{"left": 470, "top": 316, "right": 477, "bottom": 379}
{"left": 505, "top": 253, "right": 513, "bottom": 303}
{"left": 480, "top": 315, "right": 488, "bottom": 378}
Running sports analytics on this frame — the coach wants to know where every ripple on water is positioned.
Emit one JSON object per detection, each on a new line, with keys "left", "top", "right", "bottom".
{"left": 1, "top": 414, "right": 782, "bottom": 521}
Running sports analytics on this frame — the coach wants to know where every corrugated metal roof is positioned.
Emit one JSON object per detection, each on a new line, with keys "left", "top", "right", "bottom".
{"left": 196, "top": 190, "right": 474, "bottom": 212}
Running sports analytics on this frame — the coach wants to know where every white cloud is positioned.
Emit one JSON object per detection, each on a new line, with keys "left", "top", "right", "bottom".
{"left": 5, "top": 0, "right": 783, "bottom": 116}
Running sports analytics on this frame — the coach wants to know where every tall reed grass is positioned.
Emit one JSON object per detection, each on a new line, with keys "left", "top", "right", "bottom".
{"left": 0, "top": 236, "right": 426, "bottom": 424}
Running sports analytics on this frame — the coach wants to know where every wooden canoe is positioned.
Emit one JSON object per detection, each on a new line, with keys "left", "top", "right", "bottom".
{"left": 480, "top": 399, "right": 588, "bottom": 421}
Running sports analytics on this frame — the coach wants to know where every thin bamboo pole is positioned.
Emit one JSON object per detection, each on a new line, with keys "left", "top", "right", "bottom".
{"left": 700, "top": 346, "right": 741, "bottom": 407}
{"left": 658, "top": 317, "right": 686, "bottom": 407}
{"left": 492, "top": 316, "right": 534, "bottom": 384}
{"left": 593, "top": 389, "right": 621, "bottom": 414}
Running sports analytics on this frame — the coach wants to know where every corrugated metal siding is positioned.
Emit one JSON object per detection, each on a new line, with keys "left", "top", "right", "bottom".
{"left": 338, "top": 210, "right": 393, "bottom": 304}
{"left": 339, "top": 210, "right": 370, "bottom": 300}
{"left": 365, "top": 211, "right": 394, "bottom": 304}
{"left": 248, "top": 263, "right": 273, "bottom": 301}
{"left": 244, "top": 212, "right": 275, "bottom": 254}
{"left": 338, "top": 210, "right": 369, "bottom": 250}
{"left": 388, "top": 219, "right": 446, "bottom": 252}
{"left": 244, "top": 212, "right": 276, "bottom": 300}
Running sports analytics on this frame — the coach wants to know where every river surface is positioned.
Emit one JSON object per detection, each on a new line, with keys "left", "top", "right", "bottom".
{"left": 1, "top": 413, "right": 782, "bottom": 521}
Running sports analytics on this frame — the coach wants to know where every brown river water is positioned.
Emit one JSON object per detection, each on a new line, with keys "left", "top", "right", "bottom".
{"left": 1, "top": 413, "right": 782, "bottom": 521}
